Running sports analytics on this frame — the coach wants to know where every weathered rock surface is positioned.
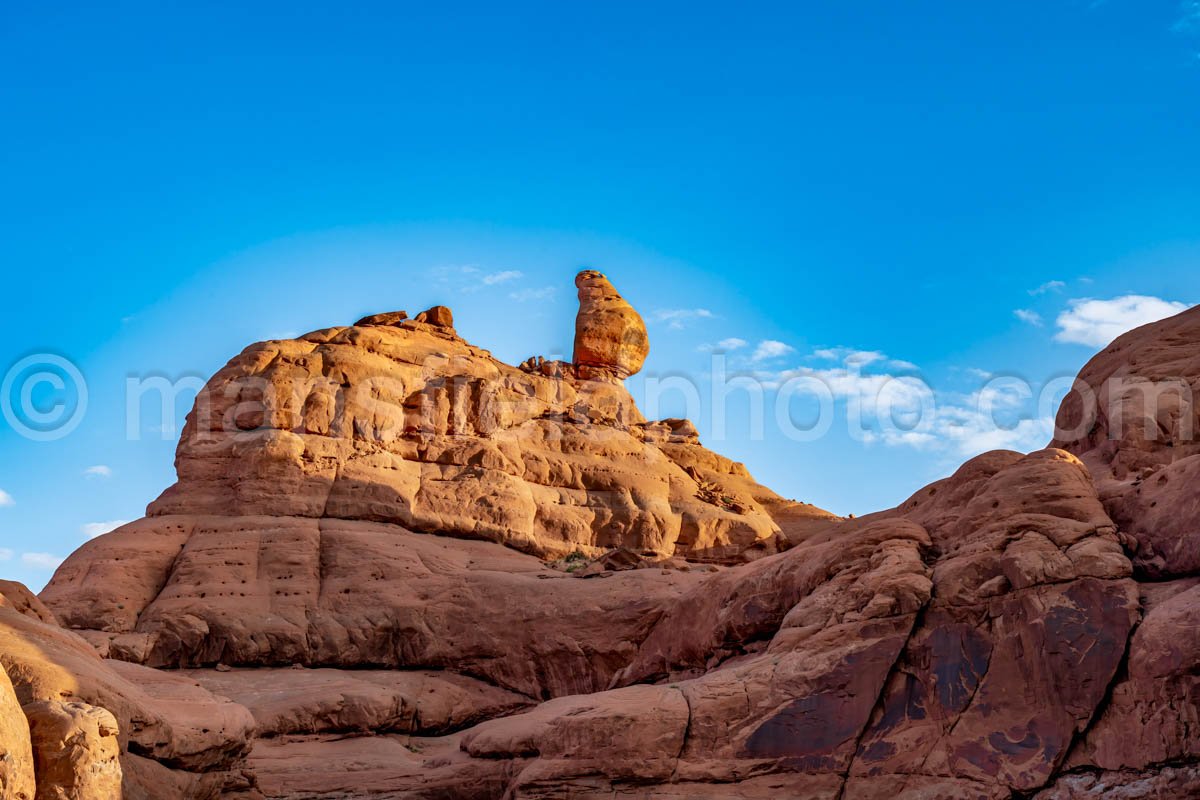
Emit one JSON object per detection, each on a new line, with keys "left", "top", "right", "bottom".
{"left": 0, "top": 583, "right": 255, "bottom": 799}
{"left": 0, "top": 581, "right": 58, "bottom": 627}
{"left": 10, "top": 281, "right": 1200, "bottom": 797}
{"left": 24, "top": 700, "right": 121, "bottom": 800}
{"left": 1065, "top": 577, "right": 1200, "bottom": 774}
{"left": 0, "top": 663, "right": 35, "bottom": 800}
{"left": 43, "top": 517, "right": 706, "bottom": 696}
{"left": 572, "top": 269, "right": 649, "bottom": 379}
{"left": 181, "top": 667, "right": 530, "bottom": 737}
{"left": 1053, "top": 303, "right": 1200, "bottom": 577}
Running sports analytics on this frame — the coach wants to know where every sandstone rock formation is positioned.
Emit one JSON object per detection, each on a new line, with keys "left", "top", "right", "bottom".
{"left": 572, "top": 269, "right": 649, "bottom": 379}
{"left": 1052, "top": 303, "right": 1200, "bottom": 578}
{"left": 112, "top": 272, "right": 801, "bottom": 567}
{"left": 6, "top": 274, "right": 1199, "bottom": 798}
{"left": 0, "top": 661, "right": 35, "bottom": 800}
{"left": 0, "top": 581, "right": 256, "bottom": 799}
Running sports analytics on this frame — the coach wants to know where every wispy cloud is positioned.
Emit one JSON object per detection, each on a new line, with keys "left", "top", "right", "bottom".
{"left": 431, "top": 264, "right": 479, "bottom": 281}
{"left": 509, "top": 286, "right": 557, "bottom": 302}
{"left": 652, "top": 308, "right": 715, "bottom": 330}
{"left": 1054, "top": 295, "right": 1190, "bottom": 347}
{"left": 1028, "top": 280, "right": 1066, "bottom": 296}
{"left": 811, "top": 347, "right": 915, "bottom": 371}
{"left": 698, "top": 337, "right": 748, "bottom": 353}
{"left": 482, "top": 270, "right": 524, "bottom": 286}
{"left": 1013, "top": 308, "right": 1044, "bottom": 327}
{"left": 0, "top": 549, "right": 12, "bottom": 562}
{"left": 81, "top": 520, "right": 130, "bottom": 539}
{"left": 0, "top": 490, "right": 12, "bottom": 507}
{"left": 813, "top": 347, "right": 882, "bottom": 365}
{"left": 83, "top": 465, "right": 112, "bottom": 478}
{"left": 751, "top": 340, "right": 795, "bottom": 362}
{"left": 21, "top": 552, "right": 63, "bottom": 570}
{"left": 434, "top": 264, "right": 530, "bottom": 294}
{"left": 1173, "top": 0, "right": 1200, "bottom": 32}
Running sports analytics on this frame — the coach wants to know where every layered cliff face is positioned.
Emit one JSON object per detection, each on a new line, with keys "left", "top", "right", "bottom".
{"left": 7, "top": 275, "right": 1200, "bottom": 799}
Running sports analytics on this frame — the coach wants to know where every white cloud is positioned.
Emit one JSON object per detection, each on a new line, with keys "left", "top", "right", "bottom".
{"left": 21, "top": 552, "right": 63, "bottom": 570}
{"left": 698, "top": 337, "right": 748, "bottom": 353}
{"left": 83, "top": 465, "right": 112, "bottom": 478}
{"left": 845, "top": 350, "right": 884, "bottom": 367}
{"left": 0, "top": 549, "right": 12, "bottom": 562}
{"left": 812, "top": 347, "right": 884, "bottom": 366}
{"left": 927, "top": 404, "right": 1054, "bottom": 457}
{"left": 509, "top": 286, "right": 557, "bottom": 302}
{"left": 1054, "top": 295, "right": 1191, "bottom": 347}
{"left": 1029, "top": 280, "right": 1066, "bottom": 296}
{"left": 1013, "top": 309, "right": 1044, "bottom": 327}
{"left": 0, "top": 490, "right": 12, "bottom": 507}
{"left": 751, "top": 340, "right": 795, "bottom": 362}
{"left": 652, "top": 309, "right": 715, "bottom": 330}
{"left": 81, "top": 520, "right": 130, "bottom": 539}
{"left": 757, "top": 348, "right": 1053, "bottom": 458}
{"left": 482, "top": 270, "right": 523, "bottom": 286}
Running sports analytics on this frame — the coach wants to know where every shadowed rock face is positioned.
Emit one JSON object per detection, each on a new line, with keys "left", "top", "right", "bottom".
{"left": 9, "top": 283, "right": 1200, "bottom": 798}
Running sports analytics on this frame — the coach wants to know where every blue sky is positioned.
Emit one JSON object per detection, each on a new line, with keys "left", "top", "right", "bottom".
{"left": 1, "top": 1, "right": 1197, "bottom": 589}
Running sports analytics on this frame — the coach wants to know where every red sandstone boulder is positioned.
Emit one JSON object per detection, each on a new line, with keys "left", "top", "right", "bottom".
{"left": 572, "top": 269, "right": 649, "bottom": 379}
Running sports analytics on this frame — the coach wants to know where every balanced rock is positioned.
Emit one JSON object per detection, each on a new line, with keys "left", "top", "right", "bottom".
{"left": 572, "top": 269, "right": 649, "bottom": 378}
